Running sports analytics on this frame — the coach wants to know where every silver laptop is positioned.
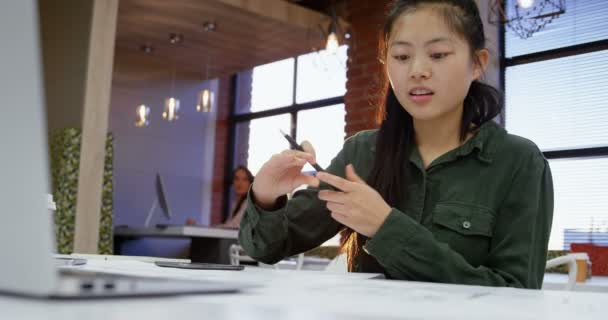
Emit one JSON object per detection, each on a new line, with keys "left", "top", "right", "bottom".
{"left": 0, "top": 0, "right": 243, "bottom": 298}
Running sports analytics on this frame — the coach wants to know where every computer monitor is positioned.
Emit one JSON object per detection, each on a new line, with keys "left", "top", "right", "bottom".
{"left": 155, "top": 172, "right": 172, "bottom": 220}
{"left": 144, "top": 173, "right": 173, "bottom": 226}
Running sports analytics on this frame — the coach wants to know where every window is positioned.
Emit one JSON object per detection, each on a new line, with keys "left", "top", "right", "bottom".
{"left": 233, "top": 115, "right": 291, "bottom": 175}
{"left": 505, "top": 0, "right": 608, "bottom": 58}
{"left": 227, "top": 47, "right": 348, "bottom": 233}
{"left": 503, "top": 0, "right": 608, "bottom": 250}
{"left": 296, "top": 46, "right": 348, "bottom": 104}
{"left": 234, "top": 57, "right": 295, "bottom": 114}
{"left": 505, "top": 50, "right": 608, "bottom": 151}
{"left": 296, "top": 104, "right": 346, "bottom": 172}
{"left": 548, "top": 157, "right": 608, "bottom": 250}
{"left": 232, "top": 46, "right": 348, "bottom": 176}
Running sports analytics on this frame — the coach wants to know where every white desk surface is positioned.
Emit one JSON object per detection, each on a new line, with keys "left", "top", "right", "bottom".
{"left": 2, "top": 259, "right": 607, "bottom": 320}
{"left": 114, "top": 225, "right": 239, "bottom": 240}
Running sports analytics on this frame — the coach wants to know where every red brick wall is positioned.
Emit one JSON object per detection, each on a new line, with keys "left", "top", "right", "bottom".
{"left": 345, "top": 0, "right": 391, "bottom": 137}
{"left": 210, "top": 75, "right": 233, "bottom": 225}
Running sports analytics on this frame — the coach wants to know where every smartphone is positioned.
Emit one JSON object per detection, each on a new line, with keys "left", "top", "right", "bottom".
{"left": 154, "top": 261, "right": 245, "bottom": 271}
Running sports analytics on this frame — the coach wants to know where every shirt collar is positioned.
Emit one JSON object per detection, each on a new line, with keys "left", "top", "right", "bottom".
{"left": 369, "top": 120, "right": 503, "bottom": 165}
{"left": 453, "top": 120, "right": 503, "bottom": 164}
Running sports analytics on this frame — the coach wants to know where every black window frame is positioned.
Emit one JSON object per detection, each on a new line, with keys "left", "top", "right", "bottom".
{"left": 499, "top": 2, "right": 608, "bottom": 159}
{"left": 499, "top": 1, "right": 608, "bottom": 250}
{"left": 222, "top": 56, "right": 346, "bottom": 221}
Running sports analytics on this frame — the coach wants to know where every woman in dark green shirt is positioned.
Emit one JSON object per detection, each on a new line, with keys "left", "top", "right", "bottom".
{"left": 239, "top": 0, "right": 553, "bottom": 289}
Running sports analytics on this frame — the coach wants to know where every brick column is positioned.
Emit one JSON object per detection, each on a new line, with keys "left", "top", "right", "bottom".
{"left": 210, "top": 76, "right": 233, "bottom": 225}
{"left": 344, "top": 0, "right": 391, "bottom": 138}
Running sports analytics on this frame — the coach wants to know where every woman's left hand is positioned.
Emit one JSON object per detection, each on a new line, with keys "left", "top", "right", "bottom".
{"left": 316, "top": 164, "right": 392, "bottom": 238}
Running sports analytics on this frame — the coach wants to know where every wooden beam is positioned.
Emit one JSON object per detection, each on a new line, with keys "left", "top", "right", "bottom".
{"left": 216, "top": 0, "right": 348, "bottom": 30}
{"left": 74, "top": 0, "right": 119, "bottom": 254}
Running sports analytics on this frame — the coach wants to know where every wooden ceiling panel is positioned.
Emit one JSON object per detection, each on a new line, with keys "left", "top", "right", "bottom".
{"left": 113, "top": 0, "right": 329, "bottom": 88}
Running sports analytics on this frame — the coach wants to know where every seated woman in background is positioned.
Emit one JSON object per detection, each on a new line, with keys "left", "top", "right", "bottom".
{"left": 185, "top": 166, "right": 254, "bottom": 228}
{"left": 216, "top": 165, "right": 254, "bottom": 229}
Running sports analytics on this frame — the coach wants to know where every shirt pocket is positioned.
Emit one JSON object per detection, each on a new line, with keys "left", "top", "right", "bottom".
{"left": 431, "top": 202, "right": 496, "bottom": 266}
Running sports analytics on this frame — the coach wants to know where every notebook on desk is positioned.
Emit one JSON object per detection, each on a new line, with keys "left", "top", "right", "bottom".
{"left": 0, "top": 0, "right": 246, "bottom": 299}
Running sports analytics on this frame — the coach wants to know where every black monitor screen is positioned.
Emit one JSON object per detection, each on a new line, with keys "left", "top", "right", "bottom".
{"left": 155, "top": 173, "right": 172, "bottom": 220}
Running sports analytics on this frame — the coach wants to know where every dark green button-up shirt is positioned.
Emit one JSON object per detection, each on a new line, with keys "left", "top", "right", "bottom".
{"left": 239, "top": 121, "right": 554, "bottom": 289}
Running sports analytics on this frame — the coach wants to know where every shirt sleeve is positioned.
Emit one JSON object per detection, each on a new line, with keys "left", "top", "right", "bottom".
{"left": 238, "top": 144, "right": 352, "bottom": 264}
{"left": 364, "top": 152, "right": 554, "bottom": 289}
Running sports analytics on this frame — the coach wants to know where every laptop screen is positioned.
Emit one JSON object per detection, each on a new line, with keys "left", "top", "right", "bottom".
{"left": 0, "top": 0, "right": 58, "bottom": 295}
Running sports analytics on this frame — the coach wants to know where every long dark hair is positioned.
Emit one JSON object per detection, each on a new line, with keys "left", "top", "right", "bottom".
{"left": 228, "top": 165, "right": 254, "bottom": 220}
{"left": 340, "top": 0, "right": 503, "bottom": 272}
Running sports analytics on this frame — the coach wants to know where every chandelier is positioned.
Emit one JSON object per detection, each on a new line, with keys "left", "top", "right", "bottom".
{"left": 490, "top": 0, "right": 566, "bottom": 39}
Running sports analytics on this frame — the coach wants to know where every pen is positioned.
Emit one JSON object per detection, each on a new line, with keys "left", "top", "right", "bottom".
{"left": 279, "top": 129, "right": 325, "bottom": 172}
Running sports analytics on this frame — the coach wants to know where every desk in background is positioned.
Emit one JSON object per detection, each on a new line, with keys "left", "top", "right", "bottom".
{"left": 114, "top": 226, "right": 239, "bottom": 264}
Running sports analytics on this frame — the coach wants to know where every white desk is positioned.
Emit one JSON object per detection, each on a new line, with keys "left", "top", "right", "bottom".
{"left": 1, "top": 258, "right": 607, "bottom": 319}
{"left": 114, "top": 226, "right": 238, "bottom": 263}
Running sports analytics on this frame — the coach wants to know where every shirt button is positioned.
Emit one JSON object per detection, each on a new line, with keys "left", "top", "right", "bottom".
{"left": 462, "top": 221, "right": 471, "bottom": 229}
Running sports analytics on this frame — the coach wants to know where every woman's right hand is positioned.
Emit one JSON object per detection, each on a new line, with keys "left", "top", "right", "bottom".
{"left": 251, "top": 141, "right": 320, "bottom": 210}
